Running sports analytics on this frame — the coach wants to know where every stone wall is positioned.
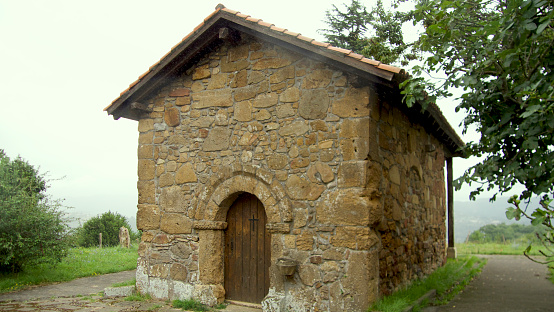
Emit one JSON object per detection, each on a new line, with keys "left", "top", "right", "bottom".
{"left": 375, "top": 101, "right": 447, "bottom": 295}
{"left": 133, "top": 33, "right": 447, "bottom": 311}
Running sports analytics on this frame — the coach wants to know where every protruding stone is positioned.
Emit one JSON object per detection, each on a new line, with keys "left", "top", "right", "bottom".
{"left": 302, "top": 69, "right": 333, "bottom": 89}
{"left": 285, "top": 175, "right": 325, "bottom": 200}
{"left": 170, "top": 263, "right": 188, "bottom": 281}
{"left": 234, "top": 101, "right": 253, "bottom": 122}
{"left": 203, "top": 128, "right": 231, "bottom": 151}
{"left": 169, "top": 88, "right": 191, "bottom": 97}
{"left": 137, "top": 204, "right": 160, "bottom": 230}
{"left": 161, "top": 213, "right": 192, "bottom": 234}
{"left": 338, "top": 161, "right": 367, "bottom": 188}
{"left": 192, "top": 66, "right": 211, "bottom": 80}
{"left": 279, "top": 87, "right": 300, "bottom": 103}
{"left": 175, "top": 163, "right": 197, "bottom": 184}
{"left": 316, "top": 189, "right": 371, "bottom": 226}
{"left": 138, "top": 180, "right": 155, "bottom": 204}
{"left": 160, "top": 186, "right": 186, "bottom": 212}
{"left": 332, "top": 87, "right": 371, "bottom": 117}
{"left": 330, "top": 227, "right": 379, "bottom": 250}
{"left": 253, "top": 58, "right": 291, "bottom": 70}
{"left": 192, "top": 89, "right": 233, "bottom": 109}
{"left": 299, "top": 89, "right": 329, "bottom": 120}
{"left": 138, "top": 159, "right": 155, "bottom": 181}
{"left": 278, "top": 121, "right": 309, "bottom": 136}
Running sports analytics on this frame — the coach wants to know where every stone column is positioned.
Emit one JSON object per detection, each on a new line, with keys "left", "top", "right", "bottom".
{"left": 195, "top": 224, "right": 226, "bottom": 306}
{"left": 446, "top": 157, "right": 457, "bottom": 259}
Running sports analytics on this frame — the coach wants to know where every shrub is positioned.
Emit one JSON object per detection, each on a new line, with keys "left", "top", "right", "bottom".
{"left": 77, "top": 211, "right": 135, "bottom": 247}
{"left": 0, "top": 150, "right": 70, "bottom": 273}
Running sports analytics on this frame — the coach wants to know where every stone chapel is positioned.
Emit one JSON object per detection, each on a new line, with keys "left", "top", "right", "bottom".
{"left": 105, "top": 4, "right": 464, "bottom": 312}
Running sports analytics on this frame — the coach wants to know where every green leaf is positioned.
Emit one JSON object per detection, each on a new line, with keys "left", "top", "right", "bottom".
{"left": 525, "top": 22, "right": 537, "bottom": 30}
{"left": 505, "top": 207, "right": 518, "bottom": 220}
{"left": 531, "top": 215, "right": 547, "bottom": 226}
{"left": 536, "top": 20, "right": 550, "bottom": 34}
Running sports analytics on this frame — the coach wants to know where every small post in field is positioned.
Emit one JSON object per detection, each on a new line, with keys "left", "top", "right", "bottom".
{"left": 99, "top": 232, "right": 102, "bottom": 248}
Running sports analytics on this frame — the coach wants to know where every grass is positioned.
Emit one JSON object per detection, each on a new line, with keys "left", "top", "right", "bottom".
{"left": 173, "top": 299, "right": 210, "bottom": 311}
{"left": 369, "top": 255, "right": 486, "bottom": 312}
{"left": 112, "top": 278, "right": 136, "bottom": 287}
{"left": 124, "top": 292, "right": 152, "bottom": 301}
{"left": 0, "top": 245, "right": 138, "bottom": 293}
{"left": 456, "top": 242, "right": 546, "bottom": 256}
{"left": 172, "top": 299, "right": 227, "bottom": 311}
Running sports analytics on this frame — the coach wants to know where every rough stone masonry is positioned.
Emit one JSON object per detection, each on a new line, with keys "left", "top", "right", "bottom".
{"left": 124, "top": 31, "right": 450, "bottom": 312}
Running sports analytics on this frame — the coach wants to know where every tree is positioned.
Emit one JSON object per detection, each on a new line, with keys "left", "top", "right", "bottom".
{"left": 319, "top": 0, "right": 416, "bottom": 66}
{"left": 0, "top": 150, "right": 70, "bottom": 273}
{"left": 400, "top": 0, "right": 554, "bottom": 262}
{"left": 77, "top": 211, "right": 135, "bottom": 247}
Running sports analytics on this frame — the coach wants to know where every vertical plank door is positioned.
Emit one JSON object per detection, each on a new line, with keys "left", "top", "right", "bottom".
{"left": 224, "top": 193, "right": 270, "bottom": 303}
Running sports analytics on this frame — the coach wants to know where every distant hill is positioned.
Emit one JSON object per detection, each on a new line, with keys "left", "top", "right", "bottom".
{"left": 454, "top": 197, "right": 535, "bottom": 243}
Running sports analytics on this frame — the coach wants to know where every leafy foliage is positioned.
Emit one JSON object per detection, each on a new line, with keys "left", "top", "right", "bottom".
{"left": 0, "top": 150, "right": 70, "bottom": 273}
{"left": 77, "top": 211, "right": 135, "bottom": 247}
{"left": 401, "top": 0, "right": 554, "bottom": 262}
{"left": 319, "top": 0, "right": 416, "bottom": 66}
{"left": 323, "top": 0, "right": 554, "bottom": 262}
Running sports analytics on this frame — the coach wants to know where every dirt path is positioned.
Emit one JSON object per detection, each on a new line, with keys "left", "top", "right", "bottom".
{"left": 0, "top": 270, "right": 137, "bottom": 301}
{"left": 0, "top": 270, "right": 261, "bottom": 311}
{"left": 425, "top": 255, "right": 554, "bottom": 312}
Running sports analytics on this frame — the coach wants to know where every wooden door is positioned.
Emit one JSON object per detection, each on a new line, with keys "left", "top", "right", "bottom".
{"left": 224, "top": 193, "right": 270, "bottom": 304}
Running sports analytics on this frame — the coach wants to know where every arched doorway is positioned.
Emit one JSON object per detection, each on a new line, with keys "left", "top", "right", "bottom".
{"left": 224, "top": 193, "right": 271, "bottom": 304}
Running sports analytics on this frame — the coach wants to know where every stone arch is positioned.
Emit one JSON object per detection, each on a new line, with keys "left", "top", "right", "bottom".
{"left": 192, "top": 171, "right": 291, "bottom": 306}
{"left": 196, "top": 170, "right": 292, "bottom": 225}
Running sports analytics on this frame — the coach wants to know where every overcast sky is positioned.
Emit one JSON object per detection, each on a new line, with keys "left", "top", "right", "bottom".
{"left": 0, "top": 0, "right": 484, "bottom": 221}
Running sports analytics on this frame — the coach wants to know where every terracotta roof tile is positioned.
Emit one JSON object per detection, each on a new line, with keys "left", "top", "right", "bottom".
{"left": 360, "top": 58, "right": 380, "bottom": 66}
{"left": 270, "top": 25, "right": 287, "bottom": 33}
{"left": 221, "top": 8, "right": 238, "bottom": 14}
{"left": 149, "top": 61, "right": 160, "bottom": 70}
{"left": 159, "top": 50, "right": 173, "bottom": 63}
{"left": 129, "top": 79, "right": 140, "bottom": 89}
{"left": 258, "top": 20, "right": 273, "bottom": 28}
{"left": 138, "top": 70, "right": 150, "bottom": 80}
{"left": 246, "top": 17, "right": 261, "bottom": 23}
{"left": 297, "top": 35, "right": 314, "bottom": 43}
{"left": 283, "top": 30, "right": 300, "bottom": 37}
{"left": 120, "top": 87, "right": 130, "bottom": 96}
{"left": 327, "top": 46, "right": 351, "bottom": 55}
{"left": 311, "top": 40, "right": 330, "bottom": 48}
{"left": 236, "top": 13, "right": 249, "bottom": 18}
{"left": 182, "top": 30, "right": 194, "bottom": 42}
{"left": 347, "top": 52, "right": 364, "bottom": 60}
{"left": 377, "top": 63, "right": 403, "bottom": 74}
{"left": 193, "top": 22, "right": 204, "bottom": 33}
{"left": 204, "top": 7, "right": 221, "bottom": 22}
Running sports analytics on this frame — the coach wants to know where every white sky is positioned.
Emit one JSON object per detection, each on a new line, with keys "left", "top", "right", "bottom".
{"left": 0, "top": 0, "right": 485, "bottom": 220}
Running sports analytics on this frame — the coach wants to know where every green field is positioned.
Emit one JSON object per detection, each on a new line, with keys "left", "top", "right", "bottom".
{"left": 0, "top": 245, "right": 138, "bottom": 293}
{"left": 456, "top": 242, "right": 546, "bottom": 256}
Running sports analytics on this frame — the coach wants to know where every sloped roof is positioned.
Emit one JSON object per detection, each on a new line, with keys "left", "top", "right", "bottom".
{"left": 105, "top": 4, "right": 464, "bottom": 156}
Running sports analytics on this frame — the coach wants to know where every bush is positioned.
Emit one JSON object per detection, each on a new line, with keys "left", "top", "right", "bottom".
{"left": 77, "top": 211, "right": 136, "bottom": 247}
{"left": 0, "top": 150, "right": 70, "bottom": 273}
